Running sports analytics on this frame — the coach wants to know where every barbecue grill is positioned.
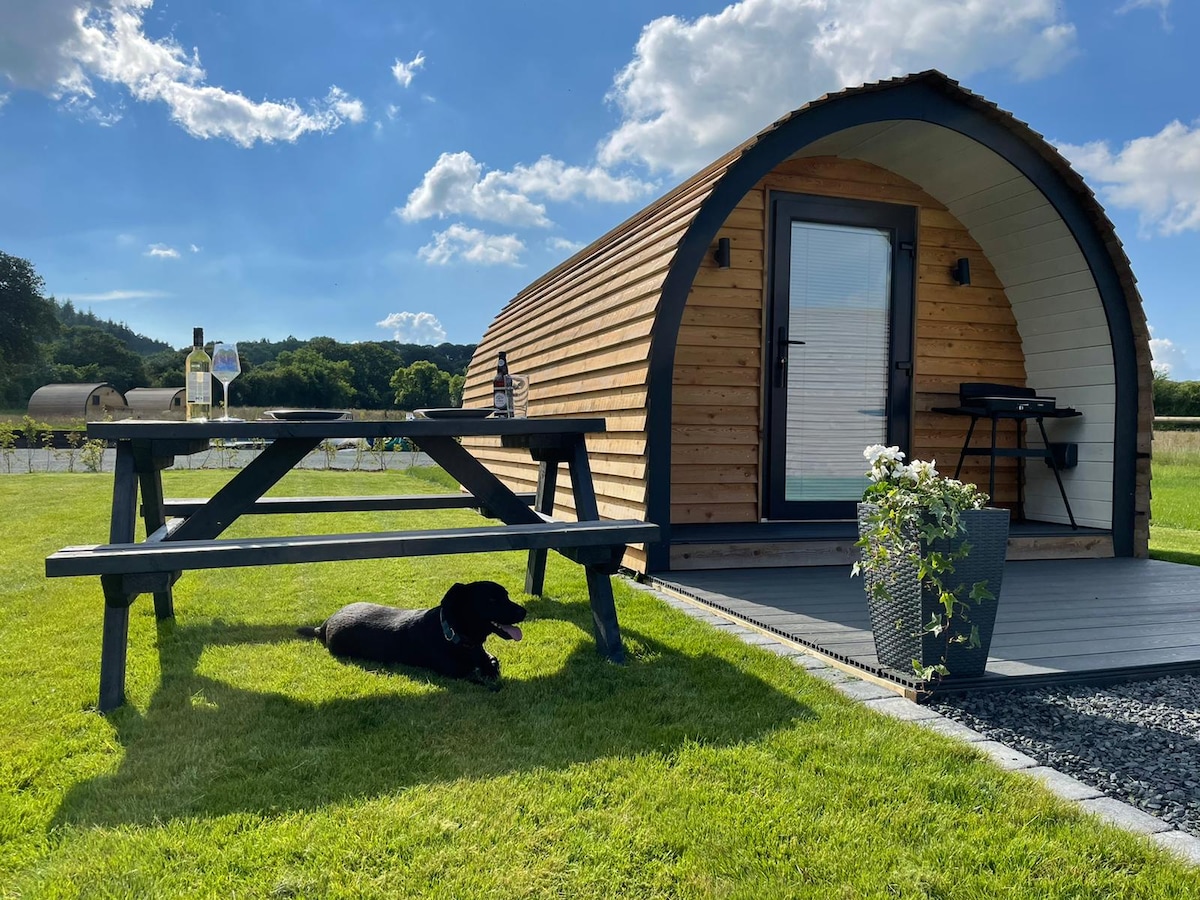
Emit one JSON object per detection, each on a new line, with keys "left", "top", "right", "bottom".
{"left": 932, "top": 383, "right": 1081, "bottom": 527}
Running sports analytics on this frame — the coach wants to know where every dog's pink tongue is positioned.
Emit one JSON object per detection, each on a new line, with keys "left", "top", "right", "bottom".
{"left": 498, "top": 624, "right": 523, "bottom": 641}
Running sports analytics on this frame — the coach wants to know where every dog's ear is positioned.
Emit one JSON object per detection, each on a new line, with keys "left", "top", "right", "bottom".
{"left": 440, "top": 582, "right": 470, "bottom": 628}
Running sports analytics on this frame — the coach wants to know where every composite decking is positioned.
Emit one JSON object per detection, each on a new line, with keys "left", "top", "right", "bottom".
{"left": 648, "top": 558, "right": 1200, "bottom": 697}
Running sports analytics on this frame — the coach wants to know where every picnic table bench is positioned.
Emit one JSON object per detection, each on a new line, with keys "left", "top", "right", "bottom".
{"left": 45, "top": 417, "right": 658, "bottom": 711}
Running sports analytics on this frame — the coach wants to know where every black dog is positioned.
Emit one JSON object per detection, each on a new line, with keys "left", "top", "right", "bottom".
{"left": 297, "top": 581, "right": 526, "bottom": 686}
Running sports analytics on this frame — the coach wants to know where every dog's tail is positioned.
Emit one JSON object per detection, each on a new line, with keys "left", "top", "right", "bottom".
{"left": 296, "top": 623, "right": 326, "bottom": 644}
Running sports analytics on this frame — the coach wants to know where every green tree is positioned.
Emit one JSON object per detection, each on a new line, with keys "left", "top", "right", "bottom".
{"left": 49, "top": 325, "right": 148, "bottom": 393}
{"left": 448, "top": 373, "right": 466, "bottom": 407}
{"left": 238, "top": 348, "right": 355, "bottom": 408}
{"left": 390, "top": 360, "right": 451, "bottom": 411}
{"left": 0, "top": 252, "right": 59, "bottom": 402}
{"left": 337, "top": 341, "right": 403, "bottom": 410}
{"left": 143, "top": 348, "right": 189, "bottom": 387}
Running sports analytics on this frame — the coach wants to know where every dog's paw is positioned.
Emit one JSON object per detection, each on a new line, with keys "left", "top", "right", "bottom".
{"left": 470, "top": 654, "right": 501, "bottom": 690}
{"left": 469, "top": 667, "right": 502, "bottom": 691}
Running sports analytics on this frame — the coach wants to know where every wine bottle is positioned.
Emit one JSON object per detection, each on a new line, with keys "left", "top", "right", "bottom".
{"left": 492, "top": 351, "right": 512, "bottom": 418}
{"left": 185, "top": 327, "right": 212, "bottom": 421}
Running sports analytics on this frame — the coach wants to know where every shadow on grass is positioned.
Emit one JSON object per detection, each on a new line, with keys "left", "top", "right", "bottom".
{"left": 53, "top": 596, "right": 814, "bottom": 828}
{"left": 1150, "top": 549, "right": 1200, "bottom": 567}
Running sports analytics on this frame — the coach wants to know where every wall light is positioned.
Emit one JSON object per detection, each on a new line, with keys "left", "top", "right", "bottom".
{"left": 714, "top": 237, "right": 732, "bottom": 269}
{"left": 952, "top": 256, "right": 971, "bottom": 286}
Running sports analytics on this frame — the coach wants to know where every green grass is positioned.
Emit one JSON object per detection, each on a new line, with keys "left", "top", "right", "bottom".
{"left": 3, "top": 471, "right": 1199, "bottom": 898}
{"left": 1150, "top": 431, "right": 1200, "bottom": 564}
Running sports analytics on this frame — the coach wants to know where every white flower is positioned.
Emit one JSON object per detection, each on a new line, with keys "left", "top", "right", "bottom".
{"left": 863, "top": 444, "right": 904, "bottom": 465}
{"left": 908, "top": 459, "right": 939, "bottom": 481}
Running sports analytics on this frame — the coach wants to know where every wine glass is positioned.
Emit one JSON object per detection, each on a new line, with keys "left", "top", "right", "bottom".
{"left": 211, "top": 342, "right": 242, "bottom": 421}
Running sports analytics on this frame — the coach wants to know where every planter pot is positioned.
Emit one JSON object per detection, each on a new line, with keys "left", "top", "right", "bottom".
{"left": 857, "top": 503, "right": 1010, "bottom": 678}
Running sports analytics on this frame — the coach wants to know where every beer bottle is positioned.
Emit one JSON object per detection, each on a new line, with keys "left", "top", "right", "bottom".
{"left": 492, "top": 352, "right": 512, "bottom": 418}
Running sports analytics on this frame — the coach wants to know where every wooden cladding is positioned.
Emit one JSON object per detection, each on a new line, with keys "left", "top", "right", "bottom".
{"left": 461, "top": 162, "right": 734, "bottom": 562}
{"left": 668, "top": 156, "right": 1027, "bottom": 525}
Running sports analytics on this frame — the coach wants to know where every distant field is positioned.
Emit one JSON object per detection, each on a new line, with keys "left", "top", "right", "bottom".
{"left": 1150, "top": 430, "right": 1200, "bottom": 564}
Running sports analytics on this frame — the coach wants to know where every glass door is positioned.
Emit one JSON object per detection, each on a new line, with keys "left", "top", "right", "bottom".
{"left": 765, "top": 193, "right": 916, "bottom": 520}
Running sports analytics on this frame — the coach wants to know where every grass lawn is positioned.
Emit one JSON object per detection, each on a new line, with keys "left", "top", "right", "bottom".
{"left": 3, "top": 469, "right": 1199, "bottom": 898}
{"left": 1150, "top": 431, "right": 1200, "bottom": 565}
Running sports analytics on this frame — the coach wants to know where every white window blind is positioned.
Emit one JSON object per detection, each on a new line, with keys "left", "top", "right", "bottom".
{"left": 785, "top": 221, "right": 892, "bottom": 502}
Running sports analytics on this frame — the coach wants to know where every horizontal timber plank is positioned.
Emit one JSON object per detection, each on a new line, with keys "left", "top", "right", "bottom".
{"left": 158, "top": 493, "right": 536, "bottom": 516}
{"left": 48, "top": 520, "right": 660, "bottom": 578}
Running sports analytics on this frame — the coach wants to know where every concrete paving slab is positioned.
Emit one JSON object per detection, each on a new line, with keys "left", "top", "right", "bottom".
{"left": 832, "top": 679, "right": 901, "bottom": 702}
{"left": 1151, "top": 830, "right": 1200, "bottom": 865}
{"left": 862, "top": 696, "right": 942, "bottom": 721}
{"left": 913, "top": 715, "right": 988, "bottom": 742}
{"left": 1078, "top": 797, "right": 1172, "bottom": 835}
{"left": 973, "top": 740, "right": 1038, "bottom": 771}
{"left": 1023, "top": 766, "right": 1104, "bottom": 801}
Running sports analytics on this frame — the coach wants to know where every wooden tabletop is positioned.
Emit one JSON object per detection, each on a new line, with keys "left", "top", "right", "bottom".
{"left": 87, "top": 416, "right": 607, "bottom": 441}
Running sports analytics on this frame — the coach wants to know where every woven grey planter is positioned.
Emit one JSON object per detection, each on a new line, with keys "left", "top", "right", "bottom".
{"left": 857, "top": 503, "right": 1010, "bottom": 679}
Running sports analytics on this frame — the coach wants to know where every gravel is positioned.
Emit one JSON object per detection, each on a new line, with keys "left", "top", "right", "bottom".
{"left": 930, "top": 674, "right": 1200, "bottom": 836}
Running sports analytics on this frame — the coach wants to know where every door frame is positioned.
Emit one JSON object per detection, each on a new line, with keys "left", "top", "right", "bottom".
{"left": 764, "top": 191, "right": 918, "bottom": 520}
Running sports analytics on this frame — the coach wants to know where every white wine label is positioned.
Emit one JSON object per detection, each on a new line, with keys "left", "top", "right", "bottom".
{"left": 187, "top": 371, "right": 212, "bottom": 403}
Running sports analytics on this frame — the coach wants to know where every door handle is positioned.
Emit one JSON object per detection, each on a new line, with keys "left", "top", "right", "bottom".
{"left": 894, "top": 360, "right": 912, "bottom": 373}
{"left": 775, "top": 327, "right": 806, "bottom": 388}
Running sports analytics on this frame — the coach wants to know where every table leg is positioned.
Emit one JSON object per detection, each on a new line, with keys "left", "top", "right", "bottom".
{"left": 567, "top": 438, "right": 625, "bottom": 662}
{"left": 1036, "top": 418, "right": 1078, "bottom": 529}
{"left": 138, "top": 467, "right": 175, "bottom": 620}
{"left": 98, "top": 575, "right": 133, "bottom": 712}
{"left": 988, "top": 416, "right": 998, "bottom": 502}
{"left": 99, "top": 443, "right": 139, "bottom": 711}
{"left": 525, "top": 459, "right": 558, "bottom": 596}
{"left": 109, "top": 441, "right": 138, "bottom": 544}
{"left": 584, "top": 567, "right": 626, "bottom": 664}
{"left": 953, "top": 417, "right": 977, "bottom": 480}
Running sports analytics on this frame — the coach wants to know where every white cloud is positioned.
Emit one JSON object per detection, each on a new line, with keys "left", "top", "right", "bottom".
{"left": 599, "top": 0, "right": 1078, "bottom": 175}
{"left": 68, "top": 289, "right": 170, "bottom": 301}
{"left": 376, "top": 311, "right": 447, "bottom": 343}
{"left": 1149, "top": 325, "right": 1186, "bottom": 377}
{"left": 189, "top": 243, "right": 201, "bottom": 253}
{"left": 417, "top": 223, "right": 524, "bottom": 266}
{"left": 145, "top": 242, "right": 180, "bottom": 258}
{"left": 1058, "top": 122, "right": 1200, "bottom": 235}
{"left": 401, "top": 152, "right": 551, "bottom": 227}
{"left": 0, "top": 0, "right": 365, "bottom": 146}
{"left": 548, "top": 236, "right": 585, "bottom": 253}
{"left": 1117, "top": 0, "right": 1171, "bottom": 30}
{"left": 391, "top": 51, "right": 425, "bottom": 88}
{"left": 399, "top": 150, "right": 655, "bottom": 227}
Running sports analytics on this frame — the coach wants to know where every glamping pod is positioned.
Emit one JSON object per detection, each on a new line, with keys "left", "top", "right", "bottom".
{"left": 462, "top": 71, "right": 1153, "bottom": 574}
{"left": 27, "top": 383, "right": 129, "bottom": 422}
{"left": 125, "top": 387, "right": 186, "bottom": 419}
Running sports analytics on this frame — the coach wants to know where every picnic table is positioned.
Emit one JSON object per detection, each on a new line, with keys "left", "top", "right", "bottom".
{"left": 45, "top": 417, "right": 658, "bottom": 711}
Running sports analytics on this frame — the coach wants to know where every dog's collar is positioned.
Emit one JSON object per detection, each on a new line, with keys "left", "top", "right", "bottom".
{"left": 440, "top": 609, "right": 461, "bottom": 644}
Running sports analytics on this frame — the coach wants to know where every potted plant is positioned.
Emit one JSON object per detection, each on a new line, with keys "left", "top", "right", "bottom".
{"left": 851, "top": 445, "right": 1010, "bottom": 681}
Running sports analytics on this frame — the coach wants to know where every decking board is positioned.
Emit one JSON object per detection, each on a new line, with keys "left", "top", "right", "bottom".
{"left": 648, "top": 557, "right": 1200, "bottom": 693}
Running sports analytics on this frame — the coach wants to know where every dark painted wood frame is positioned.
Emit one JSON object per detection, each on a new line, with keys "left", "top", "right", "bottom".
{"left": 645, "top": 76, "right": 1140, "bottom": 571}
{"left": 764, "top": 191, "right": 917, "bottom": 521}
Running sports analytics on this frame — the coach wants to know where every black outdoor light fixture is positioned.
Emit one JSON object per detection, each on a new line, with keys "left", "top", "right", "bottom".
{"left": 952, "top": 256, "right": 971, "bottom": 286}
{"left": 714, "top": 236, "right": 732, "bottom": 268}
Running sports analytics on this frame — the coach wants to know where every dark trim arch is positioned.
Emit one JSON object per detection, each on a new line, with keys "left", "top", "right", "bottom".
{"left": 645, "top": 76, "right": 1140, "bottom": 570}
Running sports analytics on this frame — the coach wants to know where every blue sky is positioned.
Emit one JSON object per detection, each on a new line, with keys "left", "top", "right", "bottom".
{"left": 1, "top": 0, "right": 1198, "bottom": 377}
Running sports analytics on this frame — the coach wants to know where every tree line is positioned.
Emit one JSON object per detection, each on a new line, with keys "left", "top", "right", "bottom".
{"left": 0, "top": 250, "right": 477, "bottom": 412}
